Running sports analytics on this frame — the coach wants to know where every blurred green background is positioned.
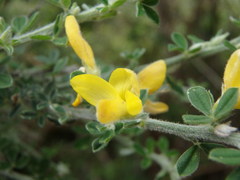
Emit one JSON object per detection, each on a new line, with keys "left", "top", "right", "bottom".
{"left": 0, "top": 0, "right": 240, "bottom": 179}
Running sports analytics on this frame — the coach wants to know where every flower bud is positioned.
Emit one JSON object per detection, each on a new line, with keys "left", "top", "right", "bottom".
{"left": 214, "top": 124, "right": 237, "bottom": 137}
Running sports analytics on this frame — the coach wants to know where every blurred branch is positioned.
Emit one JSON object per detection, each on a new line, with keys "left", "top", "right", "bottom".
{"left": 0, "top": 171, "right": 34, "bottom": 180}
{"left": 165, "top": 36, "right": 240, "bottom": 66}
{"left": 150, "top": 153, "right": 180, "bottom": 180}
{"left": 12, "top": 0, "right": 127, "bottom": 45}
{"left": 144, "top": 118, "right": 240, "bottom": 149}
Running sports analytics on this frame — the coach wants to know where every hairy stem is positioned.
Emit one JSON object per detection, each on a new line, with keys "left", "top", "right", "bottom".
{"left": 143, "top": 118, "right": 240, "bottom": 149}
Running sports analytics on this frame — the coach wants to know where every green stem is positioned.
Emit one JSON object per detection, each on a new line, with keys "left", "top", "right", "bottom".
{"left": 144, "top": 118, "right": 240, "bottom": 149}
{"left": 166, "top": 36, "right": 240, "bottom": 66}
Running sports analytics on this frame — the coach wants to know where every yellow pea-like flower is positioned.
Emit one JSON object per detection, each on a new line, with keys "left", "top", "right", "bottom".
{"left": 223, "top": 49, "right": 240, "bottom": 109}
{"left": 65, "top": 15, "right": 97, "bottom": 73}
{"left": 137, "top": 60, "right": 168, "bottom": 114}
{"left": 70, "top": 68, "right": 143, "bottom": 124}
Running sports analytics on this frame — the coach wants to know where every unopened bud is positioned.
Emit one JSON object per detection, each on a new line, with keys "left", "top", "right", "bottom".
{"left": 214, "top": 124, "right": 237, "bottom": 137}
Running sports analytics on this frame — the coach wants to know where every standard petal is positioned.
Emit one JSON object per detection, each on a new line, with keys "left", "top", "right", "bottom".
{"left": 97, "top": 98, "right": 127, "bottom": 124}
{"left": 144, "top": 100, "right": 168, "bottom": 114}
{"left": 65, "top": 15, "right": 96, "bottom": 69}
{"left": 72, "top": 94, "right": 83, "bottom": 107}
{"left": 223, "top": 49, "right": 240, "bottom": 89}
{"left": 138, "top": 60, "right": 166, "bottom": 94}
{"left": 70, "top": 74, "right": 119, "bottom": 106}
{"left": 125, "top": 91, "right": 142, "bottom": 116}
{"left": 109, "top": 68, "right": 140, "bottom": 99}
{"left": 223, "top": 49, "right": 240, "bottom": 109}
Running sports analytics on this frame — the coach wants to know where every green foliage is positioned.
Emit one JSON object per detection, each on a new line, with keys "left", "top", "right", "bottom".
{"left": 213, "top": 88, "right": 238, "bottom": 120}
{"left": 209, "top": 148, "right": 240, "bottom": 166}
{"left": 0, "top": 73, "right": 13, "bottom": 89}
{"left": 187, "top": 86, "right": 213, "bottom": 116}
{"left": 176, "top": 145, "right": 200, "bottom": 177}
{"left": 169, "top": 32, "right": 188, "bottom": 52}
{"left": 182, "top": 115, "right": 212, "bottom": 125}
{"left": 226, "top": 168, "right": 240, "bottom": 180}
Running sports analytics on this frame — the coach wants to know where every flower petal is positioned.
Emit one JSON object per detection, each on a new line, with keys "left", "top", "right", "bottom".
{"left": 223, "top": 49, "right": 240, "bottom": 109}
{"left": 70, "top": 74, "right": 119, "bottom": 106}
{"left": 125, "top": 91, "right": 142, "bottom": 116}
{"left": 109, "top": 68, "right": 140, "bottom": 99}
{"left": 138, "top": 60, "right": 166, "bottom": 94}
{"left": 65, "top": 15, "right": 96, "bottom": 69}
{"left": 224, "top": 49, "right": 240, "bottom": 89}
{"left": 97, "top": 98, "right": 127, "bottom": 124}
{"left": 72, "top": 94, "right": 83, "bottom": 107}
{"left": 144, "top": 100, "right": 168, "bottom": 114}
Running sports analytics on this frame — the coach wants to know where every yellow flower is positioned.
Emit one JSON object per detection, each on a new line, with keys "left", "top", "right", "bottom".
{"left": 70, "top": 68, "right": 142, "bottom": 124}
{"left": 137, "top": 60, "right": 168, "bottom": 114}
{"left": 65, "top": 15, "right": 98, "bottom": 74}
{"left": 223, "top": 49, "right": 240, "bottom": 109}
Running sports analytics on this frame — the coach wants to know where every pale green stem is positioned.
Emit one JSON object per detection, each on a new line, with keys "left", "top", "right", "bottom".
{"left": 12, "top": 0, "right": 125, "bottom": 44}
{"left": 166, "top": 36, "right": 240, "bottom": 66}
{"left": 143, "top": 118, "right": 240, "bottom": 149}
{"left": 150, "top": 153, "right": 180, "bottom": 180}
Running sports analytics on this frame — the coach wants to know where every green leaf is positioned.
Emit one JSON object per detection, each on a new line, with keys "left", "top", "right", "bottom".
{"left": 142, "top": 0, "right": 158, "bottom": 6}
{"left": 213, "top": 88, "right": 238, "bottom": 119}
{"left": 99, "top": 130, "right": 115, "bottom": 144}
{"left": 111, "top": 0, "right": 126, "bottom": 8}
{"left": 166, "top": 76, "right": 185, "bottom": 96}
{"left": 157, "top": 136, "right": 169, "bottom": 153}
{"left": 171, "top": 32, "right": 188, "bottom": 50}
{"left": 50, "top": 104, "right": 68, "bottom": 124}
{"left": 182, "top": 114, "right": 212, "bottom": 125}
{"left": 200, "top": 143, "right": 225, "bottom": 154}
{"left": 136, "top": 2, "right": 145, "bottom": 17}
{"left": 230, "top": 16, "right": 240, "bottom": 27}
{"left": 176, "top": 146, "right": 200, "bottom": 177}
{"left": 20, "top": 110, "right": 37, "bottom": 120}
{"left": 140, "top": 89, "right": 148, "bottom": 104}
{"left": 52, "top": 37, "right": 67, "bottom": 46}
{"left": 143, "top": 5, "right": 159, "bottom": 24}
{"left": 61, "top": 0, "right": 71, "bottom": 8}
{"left": 0, "top": 73, "right": 13, "bottom": 89}
{"left": 226, "top": 168, "right": 240, "bottom": 180}
{"left": 36, "top": 102, "right": 48, "bottom": 110}
{"left": 168, "top": 43, "right": 182, "bottom": 52}
{"left": 11, "top": 16, "right": 28, "bottom": 33}
{"left": 100, "top": 0, "right": 108, "bottom": 5}
{"left": 209, "top": 148, "right": 240, "bottom": 166}
{"left": 92, "top": 138, "right": 108, "bottom": 153}
{"left": 187, "top": 34, "right": 204, "bottom": 43}
{"left": 187, "top": 86, "right": 213, "bottom": 116}
{"left": 114, "top": 122, "right": 124, "bottom": 134}
{"left": 223, "top": 40, "right": 237, "bottom": 51}
{"left": 140, "top": 158, "right": 152, "bottom": 169}
{"left": 134, "top": 142, "right": 146, "bottom": 156}
{"left": 85, "top": 121, "right": 105, "bottom": 135}
{"left": 69, "top": 70, "right": 85, "bottom": 79}
{"left": 53, "top": 14, "right": 64, "bottom": 35}
{"left": 53, "top": 57, "right": 68, "bottom": 73}
{"left": 146, "top": 138, "right": 155, "bottom": 153}
{"left": 22, "top": 11, "right": 39, "bottom": 33}
{"left": 31, "top": 35, "right": 52, "bottom": 40}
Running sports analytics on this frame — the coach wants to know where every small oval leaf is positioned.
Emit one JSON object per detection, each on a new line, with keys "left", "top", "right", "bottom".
{"left": 213, "top": 88, "right": 238, "bottom": 119}
{"left": 187, "top": 86, "right": 213, "bottom": 116}
{"left": 209, "top": 148, "right": 240, "bottom": 166}
{"left": 176, "top": 145, "right": 200, "bottom": 177}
